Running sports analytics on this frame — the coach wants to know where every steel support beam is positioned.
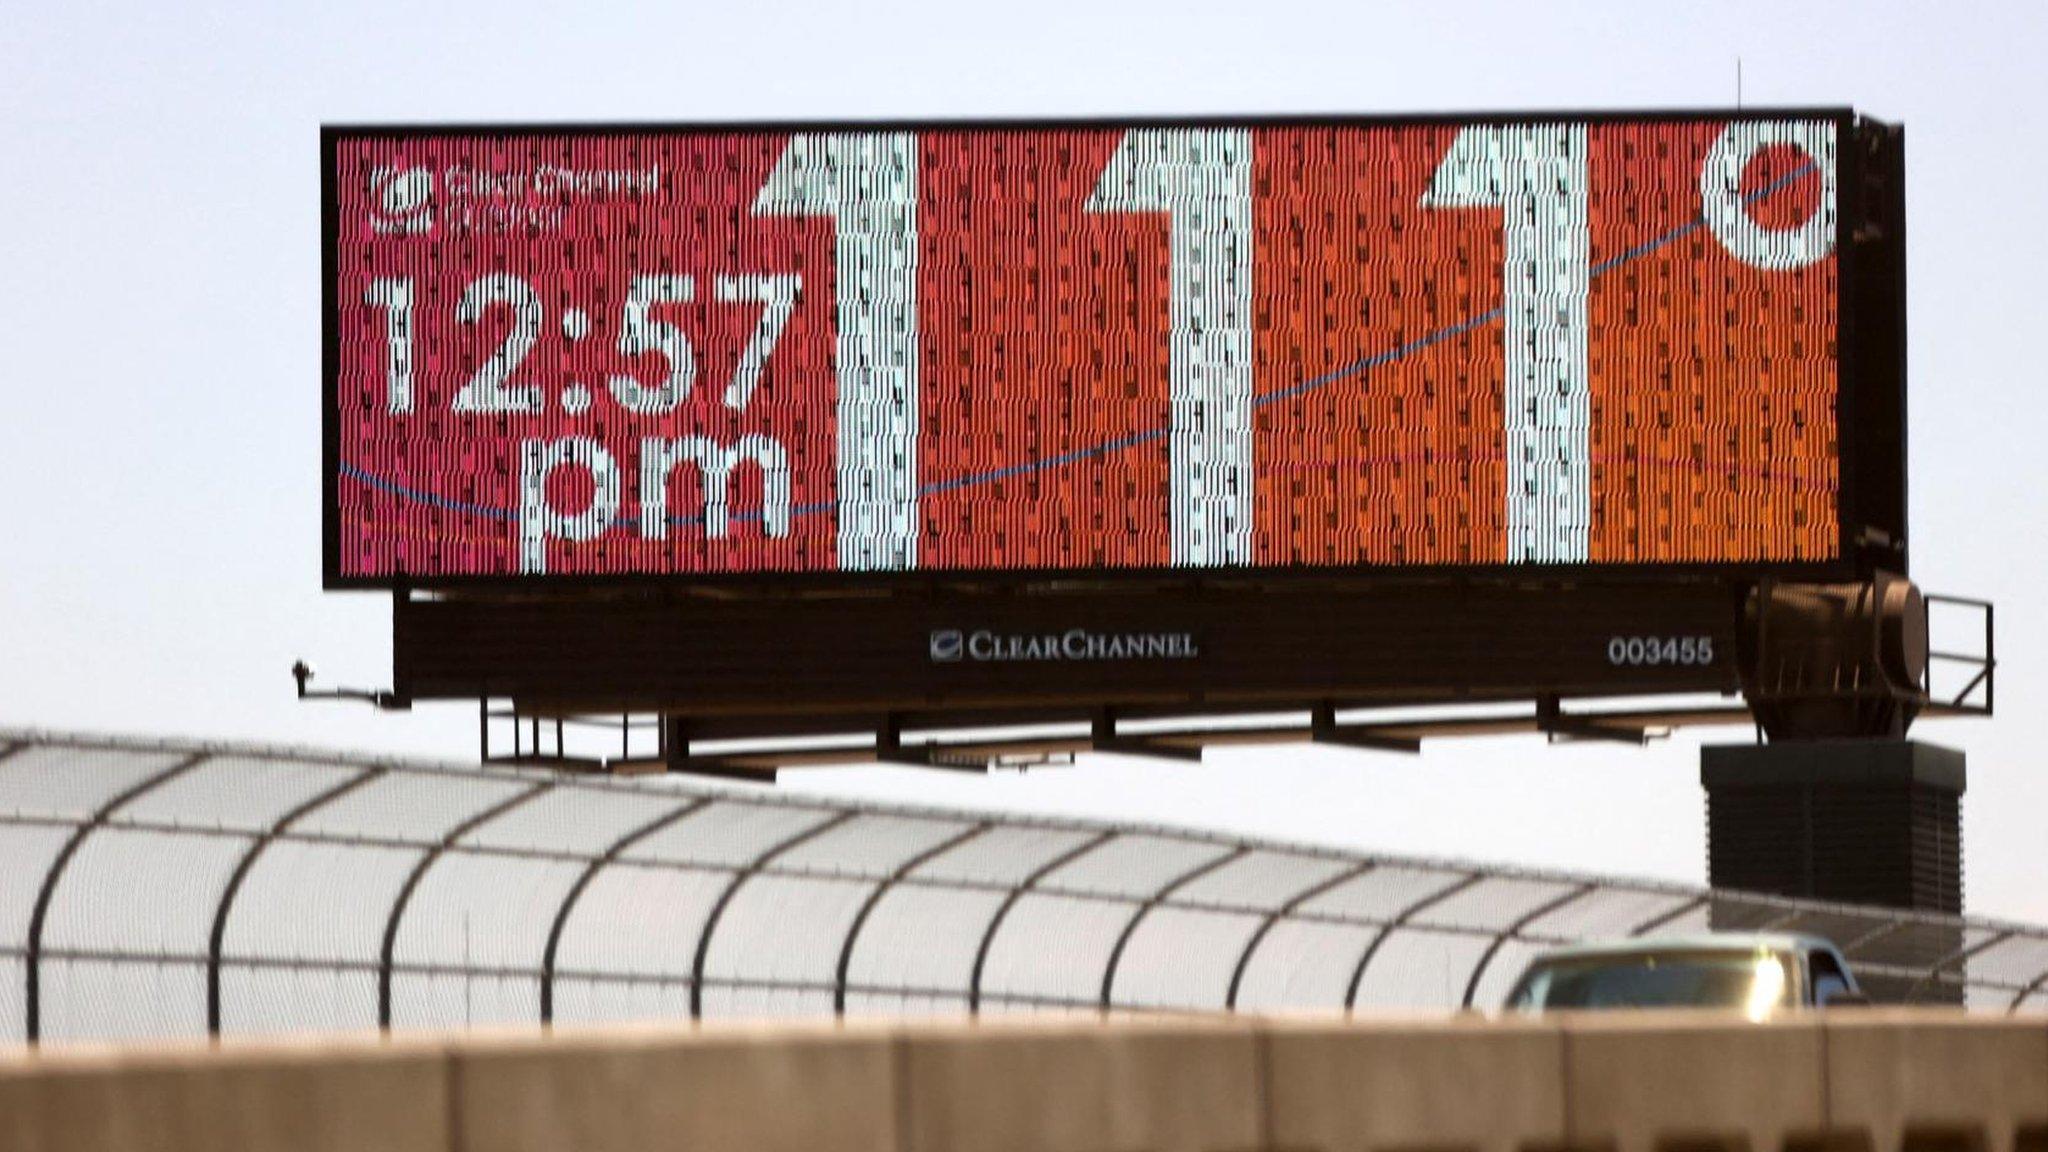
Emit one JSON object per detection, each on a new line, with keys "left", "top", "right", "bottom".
{"left": 1099, "top": 847, "right": 1250, "bottom": 1009}
{"left": 968, "top": 831, "right": 1117, "bottom": 1013}
{"left": 377, "top": 782, "right": 552, "bottom": 1029}
{"left": 832, "top": 823, "right": 992, "bottom": 1014}
{"left": 1225, "top": 861, "right": 1376, "bottom": 1010}
{"left": 1460, "top": 883, "right": 1596, "bottom": 1008}
{"left": 25, "top": 753, "right": 209, "bottom": 1044}
{"left": 208, "top": 766, "right": 388, "bottom": 1035}
{"left": 1343, "top": 873, "right": 1482, "bottom": 1011}
{"left": 688, "top": 811, "right": 857, "bottom": 1019}
{"left": 1630, "top": 894, "right": 1709, "bottom": 936}
{"left": 539, "top": 797, "right": 710, "bottom": 1023}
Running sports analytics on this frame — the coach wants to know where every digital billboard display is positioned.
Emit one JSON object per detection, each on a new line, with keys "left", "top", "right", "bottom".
{"left": 326, "top": 112, "right": 1892, "bottom": 585}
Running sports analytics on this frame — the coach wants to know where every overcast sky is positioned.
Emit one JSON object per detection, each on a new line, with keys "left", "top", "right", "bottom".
{"left": 3, "top": 0, "right": 2043, "bottom": 921}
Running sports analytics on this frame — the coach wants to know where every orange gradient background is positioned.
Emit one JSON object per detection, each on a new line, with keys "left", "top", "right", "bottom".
{"left": 332, "top": 120, "right": 1837, "bottom": 579}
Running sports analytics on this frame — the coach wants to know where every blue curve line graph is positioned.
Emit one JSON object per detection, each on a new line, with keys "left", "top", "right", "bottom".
{"left": 342, "top": 463, "right": 516, "bottom": 523}
{"left": 341, "top": 164, "right": 1818, "bottom": 530}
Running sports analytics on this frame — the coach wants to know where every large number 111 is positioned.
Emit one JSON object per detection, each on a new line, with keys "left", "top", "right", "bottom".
{"left": 362, "top": 121, "right": 1834, "bottom": 571}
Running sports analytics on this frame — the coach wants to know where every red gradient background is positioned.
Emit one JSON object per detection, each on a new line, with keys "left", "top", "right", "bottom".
{"left": 330, "top": 121, "right": 1837, "bottom": 580}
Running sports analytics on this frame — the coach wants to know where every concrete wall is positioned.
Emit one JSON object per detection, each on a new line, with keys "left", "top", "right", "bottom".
{"left": 1, "top": 1012, "right": 2044, "bottom": 1152}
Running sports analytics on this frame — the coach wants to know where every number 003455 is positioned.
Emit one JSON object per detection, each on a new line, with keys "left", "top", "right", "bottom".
{"left": 1606, "top": 636, "right": 1715, "bottom": 666}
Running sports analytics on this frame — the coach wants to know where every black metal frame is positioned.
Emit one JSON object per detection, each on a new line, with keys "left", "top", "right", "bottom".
{"left": 208, "top": 766, "right": 388, "bottom": 1034}
{"left": 539, "top": 796, "right": 710, "bottom": 1023}
{"left": 377, "top": 781, "right": 553, "bottom": 1028}
{"left": 687, "top": 811, "right": 857, "bottom": 1019}
{"left": 481, "top": 704, "right": 667, "bottom": 772}
{"left": 484, "top": 695, "right": 1768, "bottom": 777}
{"left": 1631, "top": 894, "right": 1710, "bottom": 936}
{"left": 831, "top": 823, "right": 993, "bottom": 1014}
{"left": 2011, "top": 967, "right": 2048, "bottom": 1011}
{"left": 1225, "top": 861, "right": 1377, "bottom": 1010}
{"left": 1904, "top": 929, "right": 2012, "bottom": 1005}
{"left": 1099, "top": 847, "right": 1251, "bottom": 1008}
{"left": 23, "top": 753, "right": 207, "bottom": 1043}
{"left": 1459, "top": 883, "right": 1597, "bottom": 1007}
{"left": 1923, "top": 593, "right": 1995, "bottom": 713}
{"left": 968, "top": 831, "right": 1117, "bottom": 1013}
{"left": 1343, "top": 873, "right": 1484, "bottom": 1011}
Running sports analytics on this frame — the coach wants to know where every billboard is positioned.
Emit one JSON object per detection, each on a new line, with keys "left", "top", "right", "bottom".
{"left": 325, "top": 111, "right": 1900, "bottom": 586}
{"left": 392, "top": 580, "right": 1746, "bottom": 728}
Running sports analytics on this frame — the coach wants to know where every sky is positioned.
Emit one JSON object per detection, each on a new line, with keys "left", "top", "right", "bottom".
{"left": 2, "top": 0, "right": 2044, "bottom": 921}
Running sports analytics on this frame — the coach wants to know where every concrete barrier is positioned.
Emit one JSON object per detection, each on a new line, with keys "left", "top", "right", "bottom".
{"left": 0, "top": 1011, "right": 2043, "bottom": 1152}
{"left": 0, "top": 1034, "right": 447, "bottom": 1152}
{"left": 900, "top": 1017, "right": 1263, "bottom": 1152}
{"left": 1824, "top": 1012, "right": 2048, "bottom": 1152}
{"left": 452, "top": 1021, "right": 898, "bottom": 1152}
{"left": 1266, "top": 1013, "right": 1565, "bottom": 1152}
{"left": 1565, "top": 1011, "right": 1828, "bottom": 1152}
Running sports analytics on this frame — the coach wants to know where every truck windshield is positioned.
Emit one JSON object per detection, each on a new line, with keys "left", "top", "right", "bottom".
{"left": 1507, "top": 950, "right": 1794, "bottom": 1015}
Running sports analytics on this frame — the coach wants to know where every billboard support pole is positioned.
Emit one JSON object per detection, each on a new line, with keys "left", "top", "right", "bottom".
{"left": 1091, "top": 709, "right": 1202, "bottom": 763}
{"left": 1311, "top": 704, "right": 1423, "bottom": 755}
{"left": 1701, "top": 739, "right": 1965, "bottom": 999}
{"left": 873, "top": 715, "right": 989, "bottom": 773}
{"left": 1535, "top": 696, "right": 1651, "bottom": 745}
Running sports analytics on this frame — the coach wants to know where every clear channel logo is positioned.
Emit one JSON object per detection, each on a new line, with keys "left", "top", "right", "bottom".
{"left": 928, "top": 628, "right": 1199, "bottom": 663}
{"left": 369, "top": 166, "right": 434, "bottom": 234}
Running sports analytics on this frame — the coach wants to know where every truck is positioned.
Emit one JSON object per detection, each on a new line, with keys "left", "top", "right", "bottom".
{"left": 1504, "top": 933, "right": 1868, "bottom": 1016}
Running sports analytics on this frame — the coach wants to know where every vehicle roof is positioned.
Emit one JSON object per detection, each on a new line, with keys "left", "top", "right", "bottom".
{"left": 1529, "top": 932, "right": 1842, "bottom": 960}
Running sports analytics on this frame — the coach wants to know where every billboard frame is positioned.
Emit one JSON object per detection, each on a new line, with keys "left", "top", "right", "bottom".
{"left": 322, "top": 106, "right": 1902, "bottom": 592}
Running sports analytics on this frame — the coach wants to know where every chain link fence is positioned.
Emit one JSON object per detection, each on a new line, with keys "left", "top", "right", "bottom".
{"left": 1, "top": 729, "right": 2043, "bottom": 1045}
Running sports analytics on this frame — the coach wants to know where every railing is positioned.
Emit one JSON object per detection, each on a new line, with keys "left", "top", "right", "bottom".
{"left": 1925, "top": 593, "right": 1996, "bottom": 714}
{"left": 3, "top": 728, "right": 2047, "bottom": 1051}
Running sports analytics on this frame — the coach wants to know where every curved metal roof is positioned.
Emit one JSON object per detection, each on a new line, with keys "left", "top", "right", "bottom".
{"left": 0, "top": 728, "right": 2042, "bottom": 1045}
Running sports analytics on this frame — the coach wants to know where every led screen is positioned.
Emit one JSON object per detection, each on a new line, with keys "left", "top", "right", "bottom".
{"left": 327, "top": 114, "right": 1850, "bottom": 582}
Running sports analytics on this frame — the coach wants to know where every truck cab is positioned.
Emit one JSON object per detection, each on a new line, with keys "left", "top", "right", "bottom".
{"left": 1504, "top": 933, "right": 1866, "bottom": 1016}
